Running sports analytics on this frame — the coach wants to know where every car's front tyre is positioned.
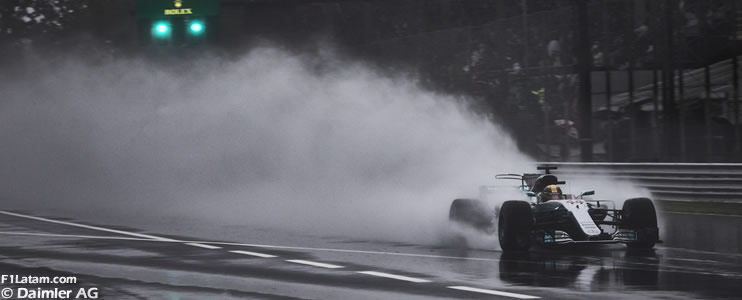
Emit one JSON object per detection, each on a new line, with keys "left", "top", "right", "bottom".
{"left": 498, "top": 200, "right": 533, "bottom": 252}
{"left": 620, "top": 198, "right": 659, "bottom": 249}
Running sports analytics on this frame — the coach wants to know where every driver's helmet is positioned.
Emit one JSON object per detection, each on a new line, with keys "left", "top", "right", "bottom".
{"left": 541, "top": 184, "right": 563, "bottom": 202}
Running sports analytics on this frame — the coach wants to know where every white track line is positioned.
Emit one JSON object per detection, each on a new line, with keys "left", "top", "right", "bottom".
{"left": 448, "top": 286, "right": 540, "bottom": 299}
{"left": 0, "top": 231, "right": 159, "bottom": 241}
{"left": 229, "top": 250, "right": 277, "bottom": 258}
{"left": 660, "top": 211, "right": 742, "bottom": 218}
{"left": 0, "top": 211, "right": 178, "bottom": 242}
{"left": 0, "top": 211, "right": 503, "bottom": 263}
{"left": 185, "top": 242, "right": 222, "bottom": 250}
{"left": 201, "top": 241, "right": 503, "bottom": 262}
{"left": 357, "top": 271, "right": 431, "bottom": 283}
{"left": 286, "top": 260, "right": 344, "bottom": 269}
{"left": 0, "top": 211, "right": 505, "bottom": 263}
{"left": 0, "top": 231, "right": 502, "bottom": 262}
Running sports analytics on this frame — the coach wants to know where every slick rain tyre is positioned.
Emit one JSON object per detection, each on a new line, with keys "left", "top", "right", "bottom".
{"left": 498, "top": 200, "right": 534, "bottom": 252}
{"left": 621, "top": 198, "right": 659, "bottom": 249}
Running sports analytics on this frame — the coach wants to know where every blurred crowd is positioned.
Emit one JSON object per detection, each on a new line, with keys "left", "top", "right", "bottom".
{"left": 359, "top": 0, "right": 740, "bottom": 160}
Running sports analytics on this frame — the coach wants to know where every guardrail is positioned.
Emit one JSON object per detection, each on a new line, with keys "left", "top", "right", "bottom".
{"left": 537, "top": 162, "right": 742, "bottom": 203}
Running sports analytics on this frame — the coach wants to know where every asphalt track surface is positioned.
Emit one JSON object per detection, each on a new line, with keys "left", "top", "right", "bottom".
{"left": 0, "top": 210, "right": 741, "bottom": 299}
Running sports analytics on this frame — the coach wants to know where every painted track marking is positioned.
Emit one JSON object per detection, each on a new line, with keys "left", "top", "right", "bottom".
{"left": 185, "top": 242, "right": 222, "bottom": 250}
{"left": 0, "top": 211, "right": 502, "bottom": 262}
{"left": 357, "top": 271, "right": 431, "bottom": 283}
{"left": 0, "top": 231, "right": 503, "bottom": 263}
{"left": 0, "top": 211, "right": 177, "bottom": 242}
{"left": 202, "top": 241, "right": 504, "bottom": 262}
{"left": 286, "top": 260, "right": 344, "bottom": 269}
{"left": 229, "top": 250, "right": 277, "bottom": 258}
{"left": 0, "top": 231, "right": 160, "bottom": 241}
{"left": 660, "top": 211, "right": 742, "bottom": 218}
{"left": 448, "top": 286, "right": 540, "bottom": 299}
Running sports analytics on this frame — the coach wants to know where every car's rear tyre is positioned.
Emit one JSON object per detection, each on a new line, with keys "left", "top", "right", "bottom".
{"left": 621, "top": 198, "right": 659, "bottom": 249}
{"left": 498, "top": 200, "right": 533, "bottom": 252}
{"left": 449, "top": 199, "right": 493, "bottom": 230}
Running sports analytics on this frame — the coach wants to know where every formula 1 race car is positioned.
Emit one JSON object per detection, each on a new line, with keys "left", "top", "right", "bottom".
{"left": 448, "top": 166, "right": 660, "bottom": 252}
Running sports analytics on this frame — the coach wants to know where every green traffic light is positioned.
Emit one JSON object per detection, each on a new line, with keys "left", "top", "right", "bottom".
{"left": 152, "top": 20, "right": 171, "bottom": 38}
{"left": 188, "top": 20, "right": 204, "bottom": 35}
{"left": 190, "top": 23, "right": 203, "bottom": 33}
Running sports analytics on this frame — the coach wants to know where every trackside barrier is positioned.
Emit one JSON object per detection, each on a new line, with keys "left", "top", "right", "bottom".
{"left": 536, "top": 162, "right": 742, "bottom": 203}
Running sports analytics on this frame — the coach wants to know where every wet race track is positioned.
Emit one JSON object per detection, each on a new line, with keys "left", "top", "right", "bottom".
{"left": 0, "top": 210, "right": 740, "bottom": 299}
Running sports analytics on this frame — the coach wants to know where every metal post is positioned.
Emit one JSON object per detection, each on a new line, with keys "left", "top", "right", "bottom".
{"left": 705, "top": 65, "right": 713, "bottom": 162}
{"left": 679, "top": 69, "right": 686, "bottom": 160}
{"left": 733, "top": 56, "right": 740, "bottom": 161}
{"left": 543, "top": 88, "right": 550, "bottom": 161}
{"left": 628, "top": 67, "right": 635, "bottom": 160}
{"left": 652, "top": 68, "right": 660, "bottom": 158}
{"left": 577, "top": 0, "right": 593, "bottom": 162}
{"left": 522, "top": 0, "right": 529, "bottom": 68}
{"left": 627, "top": 0, "right": 636, "bottom": 160}
{"left": 605, "top": 70, "right": 613, "bottom": 161}
{"left": 662, "top": 0, "right": 678, "bottom": 161}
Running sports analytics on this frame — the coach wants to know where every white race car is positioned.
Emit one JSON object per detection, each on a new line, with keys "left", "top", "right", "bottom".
{"left": 449, "top": 166, "right": 660, "bottom": 252}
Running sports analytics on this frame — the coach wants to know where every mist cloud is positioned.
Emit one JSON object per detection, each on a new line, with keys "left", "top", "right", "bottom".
{"left": 1, "top": 48, "right": 535, "bottom": 244}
